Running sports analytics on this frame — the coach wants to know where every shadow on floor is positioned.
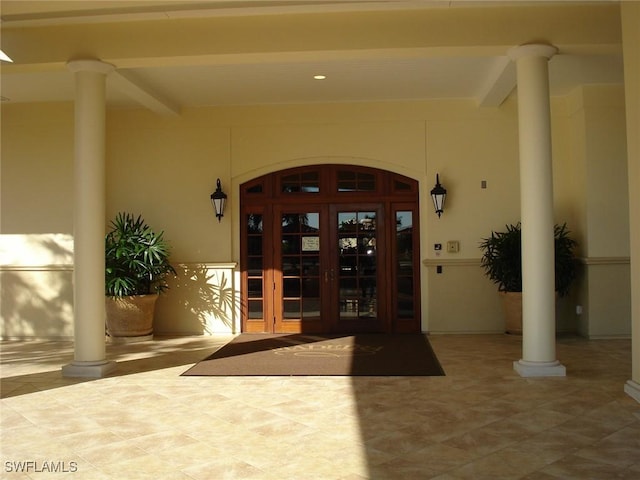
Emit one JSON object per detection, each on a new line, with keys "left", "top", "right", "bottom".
{"left": 0, "top": 336, "right": 230, "bottom": 398}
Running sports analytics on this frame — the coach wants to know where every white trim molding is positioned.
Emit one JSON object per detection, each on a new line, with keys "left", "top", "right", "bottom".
{"left": 422, "top": 258, "right": 481, "bottom": 268}
{"left": 579, "top": 256, "right": 631, "bottom": 265}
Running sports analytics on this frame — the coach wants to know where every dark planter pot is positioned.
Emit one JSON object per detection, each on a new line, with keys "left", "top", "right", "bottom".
{"left": 500, "top": 291, "right": 522, "bottom": 335}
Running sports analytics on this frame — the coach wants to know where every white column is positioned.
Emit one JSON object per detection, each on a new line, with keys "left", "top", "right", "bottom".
{"left": 508, "top": 44, "right": 566, "bottom": 377}
{"left": 621, "top": 2, "right": 640, "bottom": 403}
{"left": 62, "top": 60, "right": 117, "bottom": 378}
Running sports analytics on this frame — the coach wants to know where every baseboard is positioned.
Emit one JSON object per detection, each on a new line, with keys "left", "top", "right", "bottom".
{"left": 587, "top": 334, "right": 632, "bottom": 340}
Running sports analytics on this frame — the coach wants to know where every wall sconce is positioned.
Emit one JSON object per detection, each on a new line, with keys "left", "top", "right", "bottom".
{"left": 430, "top": 173, "right": 447, "bottom": 218}
{"left": 210, "top": 178, "right": 227, "bottom": 222}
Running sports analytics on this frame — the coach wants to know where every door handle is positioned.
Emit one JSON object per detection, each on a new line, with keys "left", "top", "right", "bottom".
{"left": 324, "top": 270, "right": 335, "bottom": 282}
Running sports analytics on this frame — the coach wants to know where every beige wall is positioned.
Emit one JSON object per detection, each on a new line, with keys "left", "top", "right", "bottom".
{"left": 0, "top": 234, "right": 74, "bottom": 338}
{"left": 422, "top": 99, "right": 522, "bottom": 332}
{"left": 1, "top": 104, "right": 75, "bottom": 338}
{"left": 106, "top": 109, "right": 232, "bottom": 263}
{"left": 0, "top": 85, "right": 631, "bottom": 337}
{"left": 565, "top": 85, "right": 631, "bottom": 338}
{"left": 104, "top": 98, "right": 528, "bottom": 335}
{"left": 1, "top": 103, "right": 74, "bottom": 233}
{"left": 154, "top": 263, "right": 239, "bottom": 335}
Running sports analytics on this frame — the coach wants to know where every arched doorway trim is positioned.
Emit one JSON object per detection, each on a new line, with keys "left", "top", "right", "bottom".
{"left": 240, "top": 164, "right": 421, "bottom": 333}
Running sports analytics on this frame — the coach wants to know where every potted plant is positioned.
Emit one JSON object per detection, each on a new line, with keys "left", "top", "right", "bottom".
{"left": 479, "top": 222, "right": 578, "bottom": 334}
{"left": 105, "top": 212, "right": 176, "bottom": 340}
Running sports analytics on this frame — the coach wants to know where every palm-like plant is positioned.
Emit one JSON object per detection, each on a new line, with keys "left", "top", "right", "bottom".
{"left": 479, "top": 222, "right": 578, "bottom": 297}
{"left": 105, "top": 213, "right": 176, "bottom": 297}
{"left": 553, "top": 223, "right": 579, "bottom": 296}
{"left": 479, "top": 223, "right": 523, "bottom": 293}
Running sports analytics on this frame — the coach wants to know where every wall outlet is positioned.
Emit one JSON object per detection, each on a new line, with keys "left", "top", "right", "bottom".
{"left": 576, "top": 305, "right": 583, "bottom": 315}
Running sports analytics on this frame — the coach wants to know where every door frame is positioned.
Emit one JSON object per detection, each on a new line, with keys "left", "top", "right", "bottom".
{"left": 240, "top": 164, "right": 421, "bottom": 334}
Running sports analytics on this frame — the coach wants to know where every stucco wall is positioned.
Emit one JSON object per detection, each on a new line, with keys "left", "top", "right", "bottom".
{"left": 0, "top": 104, "right": 75, "bottom": 339}
{"left": 106, "top": 98, "right": 526, "bottom": 334}
{"left": 0, "top": 87, "right": 630, "bottom": 338}
{"left": 0, "top": 234, "right": 74, "bottom": 339}
{"left": 565, "top": 86, "right": 631, "bottom": 338}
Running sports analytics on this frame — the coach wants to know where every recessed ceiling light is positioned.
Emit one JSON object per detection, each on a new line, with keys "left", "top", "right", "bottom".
{"left": 313, "top": 75, "right": 326, "bottom": 80}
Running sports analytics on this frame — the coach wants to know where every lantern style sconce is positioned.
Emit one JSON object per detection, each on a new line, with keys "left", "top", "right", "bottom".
{"left": 430, "top": 173, "right": 447, "bottom": 218}
{"left": 210, "top": 178, "right": 227, "bottom": 222}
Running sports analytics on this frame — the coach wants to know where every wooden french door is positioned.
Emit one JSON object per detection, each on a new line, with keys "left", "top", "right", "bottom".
{"left": 241, "top": 165, "right": 421, "bottom": 334}
{"left": 330, "top": 204, "right": 384, "bottom": 333}
{"left": 270, "top": 203, "right": 385, "bottom": 333}
{"left": 273, "top": 204, "right": 328, "bottom": 333}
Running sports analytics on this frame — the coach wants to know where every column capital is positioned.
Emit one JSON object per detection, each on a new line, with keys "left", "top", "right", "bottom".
{"left": 508, "top": 44, "right": 557, "bottom": 61}
{"left": 67, "top": 59, "right": 115, "bottom": 75}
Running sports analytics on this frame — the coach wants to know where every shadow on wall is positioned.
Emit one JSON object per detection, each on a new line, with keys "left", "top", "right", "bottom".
{"left": 0, "top": 234, "right": 74, "bottom": 339}
{"left": 156, "top": 264, "right": 238, "bottom": 335}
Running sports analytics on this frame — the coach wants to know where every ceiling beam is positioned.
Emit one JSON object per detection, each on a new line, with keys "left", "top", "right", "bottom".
{"left": 108, "top": 69, "right": 181, "bottom": 116}
{"left": 475, "top": 56, "right": 516, "bottom": 108}
{"left": 1, "top": 4, "right": 622, "bottom": 70}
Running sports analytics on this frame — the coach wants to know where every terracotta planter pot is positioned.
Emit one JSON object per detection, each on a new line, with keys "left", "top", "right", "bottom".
{"left": 500, "top": 291, "right": 522, "bottom": 335}
{"left": 105, "top": 294, "right": 159, "bottom": 337}
{"left": 500, "top": 291, "right": 560, "bottom": 335}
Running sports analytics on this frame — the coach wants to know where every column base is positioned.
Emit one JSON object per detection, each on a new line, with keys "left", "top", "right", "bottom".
{"left": 624, "top": 380, "right": 640, "bottom": 403}
{"left": 513, "top": 359, "right": 566, "bottom": 377}
{"left": 62, "top": 360, "right": 117, "bottom": 378}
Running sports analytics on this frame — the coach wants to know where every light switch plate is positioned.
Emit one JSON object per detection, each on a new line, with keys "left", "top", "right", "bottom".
{"left": 447, "top": 241, "right": 460, "bottom": 253}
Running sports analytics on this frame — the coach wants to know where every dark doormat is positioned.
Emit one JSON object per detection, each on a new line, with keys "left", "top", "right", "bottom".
{"left": 181, "top": 333, "right": 445, "bottom": 376}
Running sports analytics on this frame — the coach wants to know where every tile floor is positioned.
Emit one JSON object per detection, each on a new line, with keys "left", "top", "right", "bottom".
{"left": 1, "top": 334, "right": 639, "bottom": 479}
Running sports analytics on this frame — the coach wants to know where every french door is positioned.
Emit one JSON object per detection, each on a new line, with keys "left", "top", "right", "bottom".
{"left": 273, "top": 205, "right": 327, "bottom": 333}
{"left": 270, "top": 204, "right": 385, "bottom": 333}
{"left": 241, "top": 165, "right": 420, "bottom": 334}
{"left": 331, "top": 204, "right": 384, "bottom": 333}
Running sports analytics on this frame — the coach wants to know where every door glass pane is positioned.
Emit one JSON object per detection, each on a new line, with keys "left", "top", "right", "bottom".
{"left": 283, "top": 299, "right": 300, "bottom": 319}
{"left": 302, "top": 298, "right": 321, "bottom": 320}
{"left": 248, "top": 300, "right": 263, "bottom": 319}
{"left": 338, "top": 210, "right": 377, "bottom": 320}
{"left": 246, "top": 213, "right": 264, "bottom": 320}
{"left": 247, "top": 257, "right": 263, "bottom": 276}
{"left": 302, "top": 256, "right": 320, "bottom": 274}
{"left": 247, "top": 237, "right": 262, "bottom": 256}
{"left": 337, "top": 171, "right": 376, "bottom": 192}
{"left": 282, "top": 256, "right": 300, "bottom": 275}
{"left": 247, "top": 214, "right": 263, "bottom": 233}
{"left": 283, "top": 278, "right": 301, "bottom": 297}
{"left": 282, "top": 211, "right": 320, "bottom": 322}
{"left": 246, "top": 183, "right": 263, "bottom": 194}
{"left": 282, "top": 235, "right": 299, "bottom": 254}
{"left": 282, "top": 172, "right": 320, "bottom": 193}
{"left": 396, "top": 211, "right": 414, "bottom": 318}
{"left": 248, "top": 279, "right": 262, "bottom": 297}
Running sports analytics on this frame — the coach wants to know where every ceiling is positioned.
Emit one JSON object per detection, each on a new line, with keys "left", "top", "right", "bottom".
{"left": 0, "top": 1, "right": 625, "bottom": 111}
